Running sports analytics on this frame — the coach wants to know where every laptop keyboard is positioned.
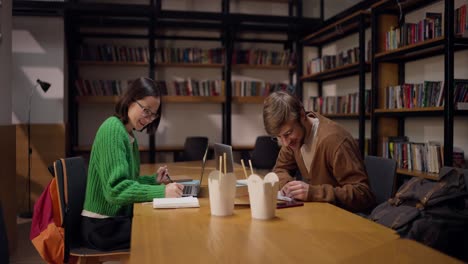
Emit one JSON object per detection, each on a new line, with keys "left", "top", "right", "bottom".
{"left": 183, "top": 185, "right": 194, "bottom": 195}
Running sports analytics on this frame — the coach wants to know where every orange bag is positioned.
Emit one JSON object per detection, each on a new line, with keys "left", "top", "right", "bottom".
{"left": 30, "top": 178, "right": 76, "bottom": 264}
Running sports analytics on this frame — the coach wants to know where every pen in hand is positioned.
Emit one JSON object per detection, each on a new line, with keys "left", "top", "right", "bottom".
{"left": 165, "top": 172, "right": 174, "bottom": 183}
{"left": 157, "top": 166, "right": 173, "bottom": 183}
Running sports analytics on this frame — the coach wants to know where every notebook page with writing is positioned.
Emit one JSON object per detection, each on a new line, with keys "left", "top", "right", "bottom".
{"left": 153, "top": 196, "right": 200, "bottom": 209}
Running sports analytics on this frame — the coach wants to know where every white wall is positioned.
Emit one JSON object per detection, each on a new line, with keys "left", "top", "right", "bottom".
{"left": 12, "top": 17, "right": 65, "bottom": 125}
{"left": 0, "top": 0, "right": 12, "bottom": 125}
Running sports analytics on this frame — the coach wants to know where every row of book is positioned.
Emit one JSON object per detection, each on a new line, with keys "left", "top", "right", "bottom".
{"left": 305, "top": 45, "right": 369, "bottom": 75}
{"left": 155, "top": 48, "right": 224, "bottom": 64}
{"left": 231, "top": 81, "right": 292, "bottom": 97}
{"left": 74, "top": 79, "right": 224, "bottom": 97}
{"left": 78, "top": 44, "right": 149, "bottom": 63}
{"left": 156, "top": 80, "right": 224, "bottom": 96}
{"left": 385, "top": 79, "right": 468, "bottom": 109}
{"left": 454, "top": 79, "right": 468, "bottom": 108}
{"left": 75, "top": 79, "right": 130, "bottom": 96}
{"left": 385, "top": 12, "right": 442, "bottom": 51}
{"left": 305, "top": 90, "right": 371, "bottom": 115}
{"left": 455, "top": 3, "right": 468, "bottom": 37}
{"left": 75, "top": 78, "right": 297, "bottom": 98}
{"left": 232, "top": 49, "right": 295, "bottom": 66}
{"left": 385, "top": 81, "right": 443, "bottom": 109}
{"left": 382, "top": 136, "right": 465, "bottom": 173}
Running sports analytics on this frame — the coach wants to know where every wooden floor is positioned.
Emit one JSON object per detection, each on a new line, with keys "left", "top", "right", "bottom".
{"left": 9, "top": 218, "right": 43, "bottom": 264}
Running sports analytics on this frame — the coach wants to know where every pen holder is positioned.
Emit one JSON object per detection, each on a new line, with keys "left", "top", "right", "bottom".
{"left": 247, "top": 173, "right": 279, "bottom": 220}
{"left": 208, "top": 170, "right": 237, "bottom": 216}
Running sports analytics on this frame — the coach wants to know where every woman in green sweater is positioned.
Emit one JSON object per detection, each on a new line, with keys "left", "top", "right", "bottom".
{"left": 80, "top": 77, "right": 183, "bottom": 251}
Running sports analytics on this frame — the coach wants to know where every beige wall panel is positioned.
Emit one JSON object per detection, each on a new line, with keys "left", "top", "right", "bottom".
{"left": 16, "top": 124, "right": 66, "bottom": 213}
{"left": 0, "top": 125, "right": 17, "bottom": 252}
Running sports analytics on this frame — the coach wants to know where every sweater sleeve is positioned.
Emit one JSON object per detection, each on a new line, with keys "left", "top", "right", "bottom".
{"left": 306, "top": 137, "right": 376, "bottom": 212}
{"left": 136, "top": 175, "right": 158, "bottom": 185}
{"left": 97, "top": 124, "right": 165, "bottom": 205}
{"left": 273, "top": 146, "right": 298, "bottom": 188}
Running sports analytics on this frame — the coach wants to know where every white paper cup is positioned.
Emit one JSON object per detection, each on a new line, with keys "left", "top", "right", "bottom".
{"left": 208, "top": 170, "right": 237, "bottom": 216}
{"left": 247, "top": 173, "right": 279, "bottom": 220}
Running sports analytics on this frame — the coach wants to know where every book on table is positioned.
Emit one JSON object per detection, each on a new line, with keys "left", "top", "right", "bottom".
{"left": 153, "top": 196, "right": 200, "bottom": 209}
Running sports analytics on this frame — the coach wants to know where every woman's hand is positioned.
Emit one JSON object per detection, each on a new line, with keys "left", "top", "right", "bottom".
{"left": 156, "top": 166, "right": 172, "bottom": 184}
{"left": 165, "top": 183, "right": 184, "bottom": 198}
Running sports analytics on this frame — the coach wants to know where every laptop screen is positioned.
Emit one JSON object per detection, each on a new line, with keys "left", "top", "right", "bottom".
{"left": 214, "top": 143, "right": 234, "bottom": 173}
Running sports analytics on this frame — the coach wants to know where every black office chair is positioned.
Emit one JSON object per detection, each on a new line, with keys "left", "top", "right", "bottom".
{"left": 250, "top": 136, "right": 280, "bottom": 170}
{"left": 53, "top": 157, "right": 129, "bottom": 263}
{"left": 175, "top": 137, "right": 209, "bottom": 162}
{"left": 364, "top": 155, "right": 397, "bottom": 205}
{"left": 0, "top": 202, "right": 9, "bottom": 264}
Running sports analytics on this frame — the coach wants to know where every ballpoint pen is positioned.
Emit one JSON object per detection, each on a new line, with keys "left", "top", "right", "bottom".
{"left": 164, "top": 169, "right": 174, "bottom": 183}
{"left": 165, "top": 174, "right": 174, "bottom": 183}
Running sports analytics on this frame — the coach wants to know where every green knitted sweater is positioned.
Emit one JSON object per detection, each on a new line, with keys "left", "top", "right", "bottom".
{"left": 82, "top": 116, "right": 165, "bottom": 217}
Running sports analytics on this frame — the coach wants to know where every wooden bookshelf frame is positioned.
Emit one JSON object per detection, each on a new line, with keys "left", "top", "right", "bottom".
{"left": 232, "top": 64, "right": 293, "bottom": 70}
{"left": 397, "top": 169, "right": 439, "bottom": 181}
{"left": 232, "top": 96, "right": 265, "bottom": 104}
{"left": 78, "top": 61, "right": 149, "bottom": 67}
{"left": 301, "top": 62, "right": 370, "bottom": 82}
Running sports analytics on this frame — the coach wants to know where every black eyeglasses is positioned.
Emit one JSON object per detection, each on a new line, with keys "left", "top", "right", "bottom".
{"left": 135, "top": 101, "right": 159, "bottom": 121}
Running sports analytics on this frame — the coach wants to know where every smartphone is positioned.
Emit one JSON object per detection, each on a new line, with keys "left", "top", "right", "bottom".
{"left": 277, "top": 200, "right": 304, "bottom": 209}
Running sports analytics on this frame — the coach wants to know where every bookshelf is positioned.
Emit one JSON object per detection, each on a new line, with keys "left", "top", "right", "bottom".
{"left": 65, "top": 1, "right": 319, "bottom": 161}
{"left": 301, "top": 10, "right": 371, "bottom": 156}
{"left": 370, "top": 0, "right": 468, "bottom": 180}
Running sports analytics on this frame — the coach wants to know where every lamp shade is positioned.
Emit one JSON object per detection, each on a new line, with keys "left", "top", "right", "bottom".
{"left": 36, "top": 79, "right": 51, "bottom": 93}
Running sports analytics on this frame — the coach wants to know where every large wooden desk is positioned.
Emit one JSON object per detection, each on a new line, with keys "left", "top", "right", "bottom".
{"left": 132, "top": 162, "right": 459, "bottom": 263}
{"left": 130, "top": 200, "right": 399, "bottom": 263}
{"left": 344, "top": 238, "right": 463, "bottom": 263}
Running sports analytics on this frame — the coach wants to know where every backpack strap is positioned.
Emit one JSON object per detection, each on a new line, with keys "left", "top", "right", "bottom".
{"left": 60, "top": 158, "right": 71, "bottom": 263}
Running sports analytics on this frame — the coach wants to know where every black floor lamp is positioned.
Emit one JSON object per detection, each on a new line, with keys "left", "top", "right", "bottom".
{"left": 19, "top": 79, "right": 51, "bottom": 219}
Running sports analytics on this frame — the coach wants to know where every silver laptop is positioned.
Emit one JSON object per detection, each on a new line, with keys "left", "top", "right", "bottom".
{"left": 213, "top": 143, "right": 234, "bottom": 173}
{"left": 181, "top": 145, "right": 209, "bottom": 197}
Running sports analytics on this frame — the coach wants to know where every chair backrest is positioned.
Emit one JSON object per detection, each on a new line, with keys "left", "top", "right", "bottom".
{"left": 251, "top": 136, "right": 280, "bottom": 170}
{"left": 181, "top": 137, "right": 209, "bottom": 161}
{"left": 364, "top": 155, "right": 397, "bottom": 205}
{"left": 54, "top": 157, "right": 88, "bottom": 261}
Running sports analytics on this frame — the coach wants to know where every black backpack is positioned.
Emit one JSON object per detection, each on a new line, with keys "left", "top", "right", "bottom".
{"left": 369, "top": 167, "right": 468, "bottom": 261}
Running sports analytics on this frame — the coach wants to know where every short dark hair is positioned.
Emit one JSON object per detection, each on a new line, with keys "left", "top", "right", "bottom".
{"left": 263, "top": 91, "right": 304, "bottom": 136}
{"left": 115, "top": 77, "right": 162, "bottom": 134}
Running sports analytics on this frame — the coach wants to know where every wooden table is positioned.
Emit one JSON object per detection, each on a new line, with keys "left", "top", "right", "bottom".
{"left": 344, "top": 238, "right": 463, "bottom": 263}
{"left": 130, "top": 200, "right": 399, "bottom": 263}
{"left": 131, "top": 162, "right": 459, "bottom": 263}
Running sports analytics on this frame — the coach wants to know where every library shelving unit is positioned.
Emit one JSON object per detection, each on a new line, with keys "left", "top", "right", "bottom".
{"left": 301, "top": 9, "right": 371, "bottom": 157}
{"left": 62, "top": 0, "right": 320, "bottom": 161}
{"left": 370, "top": 0, "right": 468, "bottom": 180}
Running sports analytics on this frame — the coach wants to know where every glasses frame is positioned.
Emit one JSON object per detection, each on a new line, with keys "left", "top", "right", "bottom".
{"left": 270, "top": 125, "right": 295, "bottom": 143}
{"left": 135, "top": 101, "right": 159, "bottom": 121}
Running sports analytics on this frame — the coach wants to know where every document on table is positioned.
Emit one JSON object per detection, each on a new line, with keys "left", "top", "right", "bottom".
{"left": 153, "top": 196, "right": 200, "bottom": 209}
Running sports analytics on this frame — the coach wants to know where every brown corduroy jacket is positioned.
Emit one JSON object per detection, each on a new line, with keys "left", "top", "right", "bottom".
{"left": 274, "top": 112, "right": 376, "bottom": 212}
